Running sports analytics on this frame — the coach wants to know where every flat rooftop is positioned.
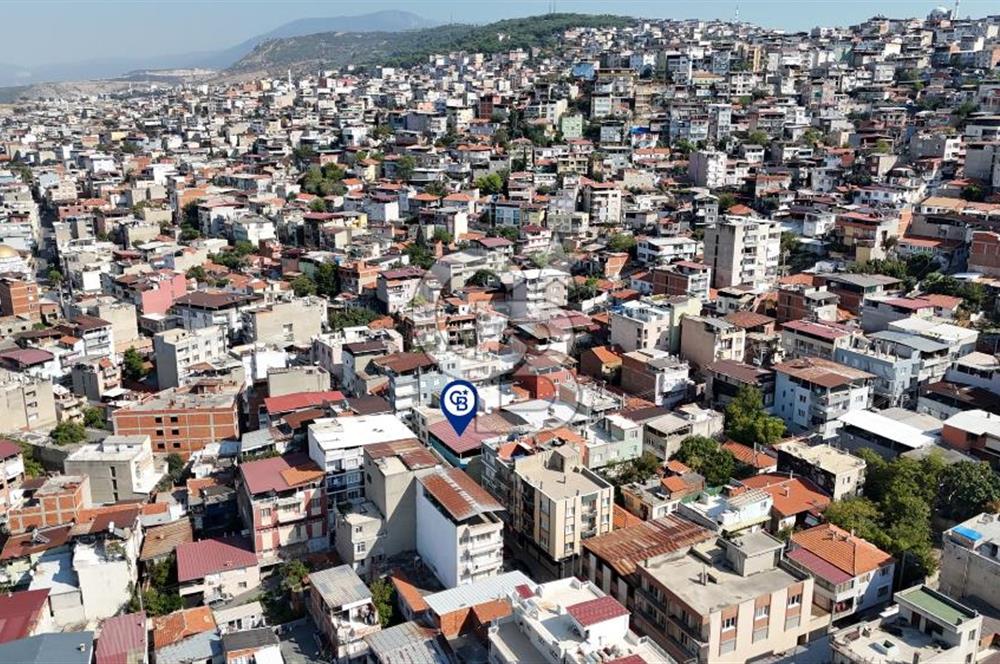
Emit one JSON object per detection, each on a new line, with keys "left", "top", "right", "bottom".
{"left": 521, "top": 464, "right": 609, "bottom": 500}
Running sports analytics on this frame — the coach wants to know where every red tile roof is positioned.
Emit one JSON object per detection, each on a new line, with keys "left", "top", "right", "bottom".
{"left": 263, "top": 390, "right": 344, "bottom": 414}
{"left": 427, "top": 414, "right": 512, "bottom": 455}
{"left": 151, "top": 607, "right": 216, "bottom": 649}
{"left": 418, "top": 468, "right": 503, "bottom": 521}
{"left": 95, "top": 611, "right": 147, "bottom": 664}
{"left": 741, "top": 473, "right": 831, "bottom": 518}
{"left": 791, "top": 523, "right": 892, "bottom": 576}
{"left": 176, "top": 537, "right": 257, "bottom": 582}
{"left": 566, "top": 595, "right": 629, "bottom": 627}
{"left": 239, "top": 453, "right": 324, "bottom": 495}
{"left": 786, "top": 547, "right": 853, "bottom": 585}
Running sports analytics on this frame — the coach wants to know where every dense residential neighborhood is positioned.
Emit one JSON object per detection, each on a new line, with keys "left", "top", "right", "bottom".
{"left": 2, "top": 5, "right": 1000, "bottom": 664}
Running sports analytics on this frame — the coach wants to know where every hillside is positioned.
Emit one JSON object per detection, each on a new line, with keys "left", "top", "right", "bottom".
{"left": 227, "top": 13, "right": 636, "bottom": 74}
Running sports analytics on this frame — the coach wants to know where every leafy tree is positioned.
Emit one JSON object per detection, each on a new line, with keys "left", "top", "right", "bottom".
{"left": 746, "top": 130, "right": 769, "bottom": 146}
{"left": 529, "top": 253, "right": 550, "bottom": 268}
{"left": 493, "top": 226, "right": 520, "bottom": 241}
{"left": 47, "top": 269, "right": 63, "bottom": 285}
{"left": 606, "top": 233, "right": 637, "bottom": 253}
{"left": 954, "top": 101, "right": 979, "bottom": 122}
{"left": 300, "top": 164, "right": 347, "bottom": 197}
{"left": 395, "top": 155, "right": 416, "bottom": 181}
{"left": 50, "top": 421, "right": 86, "bottom": 446}
{"left": 432, "top": 229, "right": 453, "bottom": 245}
{"left": 123, "top": 347, "right": 148, "bottom": 381}
{"left": 12, "top": 439, "right": 42, "bottom": 478}
{"left": 313, "top": 262, "right": 340, "bottom": 298}
{"left": 291, "top": 274, "right": 317, "bottom": 297}
{"left": 280, "top": 560, "right": 310, "bottom": 593}
{"left": 83, "top": 407, "right": 105, "bottom": 429}
{"left": 824, "top": 497, "right": 883, "bottom": 541}
{"left": 724, "top": 386, "right": 785, "bottom": 447}
{"left": 605, "top": 452, "right": 660, "bottom": 486}
{"left": 675, "top": 436, "right": 735, "bottom": 486}
{"left": 847, "top": 258, "right": 909, "bottom": 281}
{"left": 922, "top": 272, "right": 985, "bottom": 312}
{"left": 329, "top": 307, "right": 382, "bottom": 330}
{"left": 475, "top": 172, "right": 504, "bottom": 195}
{"left": 962, "top": 184, "right": 985, "bottom": 202}
{"left": 467, "top": 269, "right": 499, "bottom": 287}
{"left": 716, "top": 192, "right": 737, "bottom": 211}
{"left": 424, "top": 181, "right": 449, "bottom": 197}
{"left": 129, "top": 587, "right": 182, "bottom": 616}
{"left": 405, "top": 242, "right": 435, "bottom": 269}
{"left": 370, "top": 577, "right": 395, "bottom": 628}
{"left": 569, "top": 277, "right": 599, "bottom": 303}
{"left": 309, "top": 197, "right": 328, "bottom": 212}
{"left": 673, "top": 139, "right": 695, "bottom": 156}
{"left": 938, "top": 462, "right": 1000, "bottom": 522}
{"left": 185, "top": 266, "right": 207, "bottom": 282}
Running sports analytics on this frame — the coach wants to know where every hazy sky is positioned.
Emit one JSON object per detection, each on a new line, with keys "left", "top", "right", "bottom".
{"left": 1, "top": 0, "right": 995, "bottom": 66}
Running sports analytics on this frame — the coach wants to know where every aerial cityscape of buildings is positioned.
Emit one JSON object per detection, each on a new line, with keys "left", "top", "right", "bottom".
{"left": 2, "top": 4, "right": 1000, "bottom": 664}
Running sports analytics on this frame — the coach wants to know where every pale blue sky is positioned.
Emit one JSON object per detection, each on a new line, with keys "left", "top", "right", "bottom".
{"left": 1, "top": 0, "right": 994, "bottom": 66}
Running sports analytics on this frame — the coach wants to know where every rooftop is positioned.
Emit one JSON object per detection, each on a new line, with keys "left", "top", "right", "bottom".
{"left": 418, "top": 467, "right": 503, "bottom": 522}
{"left": 424, "top": 571, "right": 532, "bottom": 616}
{"left": 176, "top": 537, "right": 257, "bottom": 583}
{"left": 582, "top": 515, "right": 713, "bottom": 578}
{"left": 308, "top": 564, "right": 372, "bottom": 608}
{"left": 791, "top": 523, "right": 892, "bottom": 577}
{"left": 309, "top": 414, "right": 418, "bottom": 450}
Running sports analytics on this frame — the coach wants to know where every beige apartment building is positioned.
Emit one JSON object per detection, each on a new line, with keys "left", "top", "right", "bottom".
{"left": 0, "top": 369, "right": 57, "bottom": 433}
{"left": 680, "top": 315, "right": 746, "bottom": 373}
{"left": 243, "top": 297, "right": 325, "bottom": 347}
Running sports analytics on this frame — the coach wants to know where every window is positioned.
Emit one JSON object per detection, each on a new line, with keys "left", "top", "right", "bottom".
{"left": 356, "top": 542, "right": 366, "bottom": 554}
{"left": 788, "top": 593, "right": 802, "bottom": 607}
{"left": 719, "top": 639, "right": 736, "bottom": 655}
{"left": 877, "top": 586, "right": 889, "bottom": 598}
{"left": 753, "top": 626, "right": 768, "bottom": 643}
{"left": 260, "top": 508, "right": 272, "bottom": 518}
{"left": 879, "top": 567, "right": 890, "bottom": 577}
{"left": 755, "top": 605, "right": 770, "bottom": 619}
{"left": 171, "top": 429, "right": 180, "bottom": 436}
{"left": 785, "top": 614, "right": 800, "bottom": 630}
{"left": 722, "top": 616, "right": 736, "bottom": 631}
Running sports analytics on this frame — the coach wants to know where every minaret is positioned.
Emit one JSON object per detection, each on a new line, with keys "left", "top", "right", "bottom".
{"left": 735, "top": 1, "right": 740, "bottom": 23}
{"left": 953, "top": 0, "right": 960, "bottom": 19}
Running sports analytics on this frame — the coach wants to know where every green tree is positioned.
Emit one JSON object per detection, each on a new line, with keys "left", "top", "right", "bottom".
{"left": 309, "top": 197, "right": 328, "bottom": 212}
{"left": 83, "top": 407, "right": 105, "bottom": 429}
{"left": 12, "top": 439, "right": 43, "bottom": 478}
{"left": 50, "top": 421, "right": 86, "bottom": 446}
{"left": 724, "top": 386, "right": 785, "bottom": 447}
{"left": 824, "top": 497, "right": 883, "bottom": 542}
{"left": 493, "top": 226, "right": 520, "bottom": 241}
{"left": 313, "top": 262, "right": 340, "bottom": 298}
{"left": 569, "top": 277, "right": 599, "bottom": 303}
{"left": 746, "top": 130, "right": 769, "bottom": 146}
{"left": 370, "top": 577, "right": 395, "bottom": 628}
{"left": 291, "top": 274, "right": 317, "bottom": 297}
{"left": 467, "top": 269, "right": 499, "bottom": 287}
{"left": 185, "top": 266, "right": 207, "bottom": 282}
{"left": 607, "top": 233, "right": 637, "bottom": 253}
{"left": 47, "top": 269, "right": 63, "bottom": 285}
{"left": 123, "top": 347, "right": 148, "bottom": 382}
{"left": 424, "top": 181, "right": 449, "bottom": 197}
{"left": 716, "top": 192, "right": 737, "bottom": 211}
{"left": 475, "top": 172, "right": 504, "bottom": 195}
{"left": 432, "top": 228, "right": 453, "bottom": 245}
{"left": 675, "top": 436, "right": 735, "bottom": 486}
{"left": 938, "top": 462, "right": 1000, "bottom": 522}
{"left": 280, "top": 560, "right": 310, "bottom": 593}
{"left": 395, "top": 155, "right": 416, "bottom": 181}
{"left": 606, "top": 452, "right": 660, "bottom": 486}
{"left": 329, "top": 307, "right": 382, "bottom": 330}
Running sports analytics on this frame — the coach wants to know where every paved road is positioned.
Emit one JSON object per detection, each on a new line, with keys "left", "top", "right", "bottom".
{"left": 278, "top": 620, "right": 325, "bottom": 664}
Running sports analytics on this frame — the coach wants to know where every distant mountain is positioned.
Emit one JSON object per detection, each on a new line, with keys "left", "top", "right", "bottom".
{"left": 227, "top": 13, "right": 635, "bottom": 75}
{"left": 0, "top": 10, "right": 432, "bottom": 87}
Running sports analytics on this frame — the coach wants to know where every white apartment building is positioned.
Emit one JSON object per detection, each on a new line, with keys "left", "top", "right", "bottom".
{"left": 153, "top": 325, "right": 228, "bottom": 389}
{"left": 637, "top": 236, "right": 698, "bottom": 266}
{"left": 704, "top": 217, "right": 781, "bottom": 291}
{"left": 507, "top": 268, "right": 570, "bottom": 319}
{"left": 63, "top": 435, "right": 164, "bottom": 504}
{"left": 307, "top": 414, "right": 419, "bottom": 502}
{"left": 688, "top": 150, "right": 728, "bottom": 188}
{"left": 610, "top": 296, "right": 701, "bottom": 354}
{"left": 774, "top": 357, "right": 874, "bottom": 438}
{"left": 416, "top": 468, "right": 504, "bottom": 588}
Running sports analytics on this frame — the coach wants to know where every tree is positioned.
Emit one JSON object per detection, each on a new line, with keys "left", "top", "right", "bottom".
{"left": 569, "top": 277, "right": 599, "bottom": 303}
{"left": 716, "top": 192, "right": 737, "bottom": 211}
{"left": 313, "top": 262, "right": 340, "bottom": 298}
{"left": 370, "top": 577, "right": 395, "bottom": 628}
{"left": 279, "top": 560, "right": 310, "bottom": 593}
{"left": 432, "top": 228, "right": 453, "bottom": 245}
{"left": 724, "top": 386, "right": 785, "bottom": 447}
{"left": 185, "top": 266, "right": 207, "bottom": 282}
{"left": 493, "top": 226, "right": 520, "bottom": 241}
{"left": 938, "top": 462, "right": 1000, "bottom": 522}
{"left": 309, "top": 197, "right": 328, "bottom": 212}
{"left": 291, "top": 274, "right": 317, "bottom": 297}
{"left": 607, "top": 233, "right": 637, "bottom": 253}
{"left": 962, "top": 184, "right": 985, "bottom": 202}
{"left": 467, "top": 269, "right": 499, "bottom": 287}
{"left": 746, "top": 130, "right": 769, "bottom": 146}
{"left": 395, "top": 155, "right": 416, "bottom": 181}
{"left": 405, "top": 242, "right": 435, "bottom": 269}
{"left": 423, "top": 180, "right": 449, "bottom": 197}
{"left": 83, "top": 407, "right": 105, "bottom": 429}
{"left": 122, "top": 347, "right": 148, "bottom": 382}
{"left": 824, "top": 497, "right": 883, "bottom": 542}
{"left": 329, "top": 307, "right": 381, "bottom": 331}
{"left": 47, "top": 269, "right": 63, "bottom": 285}
{"left": 675, "top": 436, "right": 736, "bottom": 487}
{"left": 606, "top": 452, "right": 660, "bottom": 486}
{"left": 475, "top": 172, "right": 504, "bottom": 195}
{"left": 50, "top": 421, "right": 86, "bottom": 446}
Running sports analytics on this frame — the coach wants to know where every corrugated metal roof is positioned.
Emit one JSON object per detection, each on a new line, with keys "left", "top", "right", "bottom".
{"left": 418, "top": 468, "right": 503, "bottom": 522}
{"left": 95, "top": 612, "right": 146, "bottom": 664}
{"left": 308, "top": 565, "right": 371, "bottom": 607}
{"left": 424, "top": 571, "right": 532, "bottom": 616}
{"left": 363, "top": 621, "right": 450, "bottom": 663}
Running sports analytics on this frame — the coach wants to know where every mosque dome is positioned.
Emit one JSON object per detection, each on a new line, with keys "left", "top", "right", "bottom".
{"left": 0, "top": 244, "right": 20, "bottom": 258}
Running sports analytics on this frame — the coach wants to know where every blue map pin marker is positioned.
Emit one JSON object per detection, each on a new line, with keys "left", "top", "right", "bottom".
{"left": 440, "top": 380, "right": 478, "bottom": 437}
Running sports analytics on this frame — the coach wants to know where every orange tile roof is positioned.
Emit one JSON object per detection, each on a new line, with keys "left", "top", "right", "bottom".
{"left": 722, "top": 441, "right": 778, "bottom": 470}
{"left": 791, "top": 523, "right": 892, "bottom": 576}
{"left": 612, "top": 504, "right": 645, "bottom": 530}
{"left": 741, "top": 473, "right": 831, "bottom": 519}
{"left": 588, "top": 345, "right": 623, "bottom": 366}
{"left": 391, "top": 573, "right": 429, "bottom": 613}
{"left": 152, "top": 606, "right": 216, "bottom": 649}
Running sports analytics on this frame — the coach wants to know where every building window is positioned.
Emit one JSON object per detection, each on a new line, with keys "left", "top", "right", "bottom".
{"left": 722, "top": 616, "right": 736, "bottom": 631}
{"left": 753, "top": 626, "right": 768, "bottom": 643}
{"left": 788, "top": 593, "right": 802, "bottom": 607}
{"left": 356, "top": 542, "right": 366, "bottom": 554}
{"left": 755, "top": 605, "right": 769, "bottom": 619}
{"left": 719, "top": 639, "right": 736, "bottom": 655}
{"left": 785, "top": 614, "right": 800, "bottom": 630}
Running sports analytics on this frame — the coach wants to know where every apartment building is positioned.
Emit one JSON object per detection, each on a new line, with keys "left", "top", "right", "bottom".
{"left": 637, "top": 236, "right": 698, "bottom": 266}
{"left": 772, "top": 439, "right": 866, "bottom": 501}
{"left": 775, "top": 283, "right": 839, "bottom": 324}
{"left": 70, "top": 357, "right": 121, "bottom": 402}
{"left": 610, "top": 296, "right": 701, "bottom": 354}
{"left": 773, "top": 357, "right": 874, "bottom": 438}
{"left": 829, "top": 585, "right": 981, "bottom": 664}
{"left": 66, "top": 315, "right": 115, "bottom": 360}
{"left": 307, "top": 414, "right": 419, "bottom": 503}
{"left": 111, "top": 380, "right": 241, "bottom": 458}
{"left": 940, "top": 512, "right": 1000, "bottom": 610}
{"left": 63, "top": 435, "right": 164, "bottom": 505}
{"left": 642, "top": 404, "right": 724, "bottom": 460}
{"left": 307, "top": 565, "right": 380, "bottom": 662}
{"left": 651, "top": 261, "right": 713, "bottom": 301}
{"left": 0, "top": 369, "right": 57, "bottom": 432}
{"left": 489, "top": 577, "right": 674, "bottom": 664}
{"left": 416, "top": 467, "right": 504, "bottom": 588}
{"left": 376, "top": 267, "right": 425, "bottom": 314}
{"left": 504, "top": 446, "right": 615, "bottom": 578}
{"left": 6, "top": 475, "right": 92, "bottom": 534}
{"left": 236, "top": 453, "right": 328, "bottom": 565}
{"left": 786, "top": 524, "right": 894, "bottom": 621}
{"left": 780, "top": 320, "right": 859, "bottom": 361}
{"left": 242, "top": 297, "right": 325, "bottom": 347}
{"left": 680, "top": 315, "right": 746, "bottom": 373}
{"left": 634, "top": 531, "right": 814, "bottom": 664}
{"left": 0, "top": 276, "right": 38, "bottom": 318}
{"left": 176, "top": 538, "right": 261, "bottom": 605}
{"left": 678, "top": 486, "right": 773, "bottom": 536}
{"left": 507, "top": 268, "right": 570, "bottom": 319}
{"left": 0, "top": 439, "right": 25, "bottom": 510}
{"left": 153, "top": 325, "right": 228, "bottom": 390}
{"left": 704, "top": 218, "right": 781, "bottom": 291}
{"left": 688, "top": 150, "right": 727, "bottom": 188}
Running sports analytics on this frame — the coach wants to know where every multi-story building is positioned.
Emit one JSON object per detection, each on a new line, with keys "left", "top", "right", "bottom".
{"left": 242, "top": 297, "right": 325, "bottom": 347}
{"left": 634, "top": 531, "right": 815, "bottom": 664}
{"left": 63, "top": 435, "right": 164, "bottom": 505}
{"left": 70, "top": 356, "right": 121, "bottom": 402}
{"left": 829, "top": 585, "right": 981, "bottom": 664}
{"left": 704, "top": 218, "right": 781, "bottom": 291}
{"left": 651, "top": 261, "right": 712, "bottom": 301}
{"left": 0, "top": 276, "right": 38, "bottom": 318}
{"left": 786, "top": 524, "right": 894, "bottom": 621}
{"left": 111, "top": 380, "right": 241, "bottom": 458}
{"left": 0, "top": 369, "right": 57, "bottom": 432}
{"left": 642, "top": 404, "right": 725, "bottom": 460}
{"left": 772, "top": 439, "right": 866, "bottom": 501}
{"left": 376, "top": 267, "right": 425, "bottom": 315}
{"left": 940, "top": 512, "right": 1000, "bottom": 610}
{"left": 489, "top": 576, "right": 675, "bottom": 664}
{"left": 688, "top": 150, "right": 728, "bottom": 188}
{"left": 66, "top": 315, "right": 115, "bottom": 360}
{"left": 680, "top": 315, "right": 746, "bottom": 373}
{"left": 176, "top": 538, "right": 261, "bottom": 605}
{"left": 416, "top": 467, "right": 504, "bottom": 588}
{"left": 610, "top": 296, "right": 701, "bottom": 354}
{"left": 307, "top": 565, "right": 380, "bottom": 662}
{"left": 153, "top": 326, "right": 228, "bottom": 390}
{"left": 236, "top": 453, "right": 328, "bottom": 565}
{"left": 307, "top": 414, "right": 419, "bottom": 503}
{"left": 773, "top": 357, "right": 874, "bottom": 438}
{"left": 780, "top": 320, "right": 859, "bottom": 361}
{"left": 620, "top": 349, "right": 693, "bottom": 408}
{"left": 637, "top": 236, "right": 698, "bottom": 266}
{"left": 507, "top": 268, "right": 570, "bottom": 319}
{"left": 775, "top": 283, "right": 839, "bottom": 324}
{"left": 0, "top": 438, "right": 25, "bottom": 510}
{"left": 6, "top": 475, "right": 92, "bottom": 534}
